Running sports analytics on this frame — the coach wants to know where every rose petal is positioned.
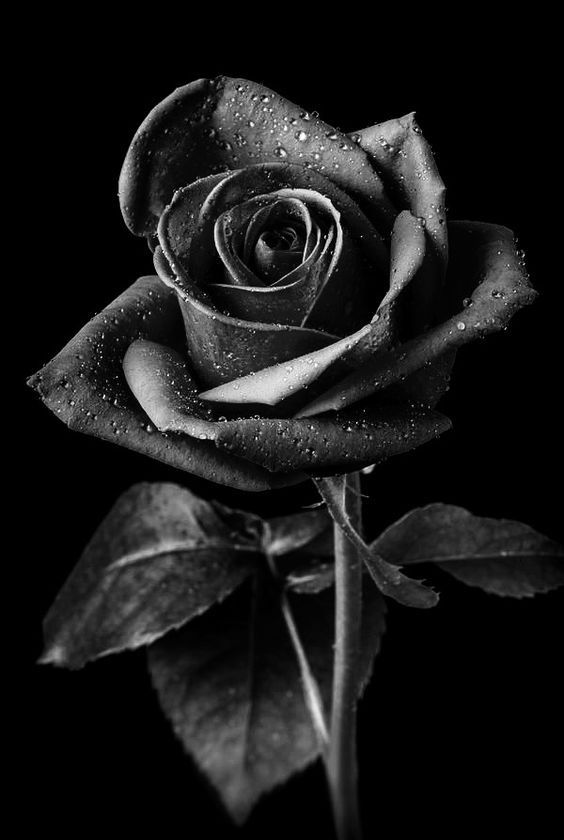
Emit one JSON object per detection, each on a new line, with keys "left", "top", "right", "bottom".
{"left": 209, "top": 190, "right": 341, "bottom": 326}
{"left": 154, "top": 162, "right": 390, "bottom": 386}
{"left": 153, "top": 169, "right": 232, "bottom": 301}
{"left": 382, "top": 210, "right": 427, "bottom": 309}
{"left": 197, "top": 210, "right": 426, "bottom": 408}
{"left": 158, "top": 163, "right": 388, "bottom": 333}
{"left": 296, "top": 222, "right": 537, "bottom": 417}
{"left": 154, "top": 246, "right": 340, "bottom": 387}
{"left": 119, "top": 76, "right": 396, "bottom": 238}
{"left": 354, "top": 113, "right": 447, "bottom": 330}
{"left": 252, "top": 232, "right": 304, "bottom": 282}
{"left": 198, "top": 325, "right": 373, "bottom": 407}
{"left": 221, "top": 196, "right": 312, "bottom": 285}
{"left": 123, "top": 338, "right": 451, "bottom": 474}
{"left": 27, "top": 276, "right": 303, "bottom": 492}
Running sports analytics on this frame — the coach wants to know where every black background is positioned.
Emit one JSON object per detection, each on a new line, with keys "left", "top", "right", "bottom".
{"left": 17, "top": 19, "right": 561, "bottom": 840}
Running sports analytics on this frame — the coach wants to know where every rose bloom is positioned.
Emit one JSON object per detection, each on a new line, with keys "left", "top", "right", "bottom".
{"left": 29, "top": 77, "right": 536, "bottom": 491}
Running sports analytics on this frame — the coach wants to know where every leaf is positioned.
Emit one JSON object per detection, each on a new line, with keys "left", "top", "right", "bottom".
{"left": 267, "top": 508, "right": 335, "bottom": 594}
{"left": 39, "top": 483, "right": 264, "bottom": 669}
{"left": 264, "top": 508, "right": 332, "bottom": 557}
{"left": 372, "top": 503, "right": 564, "bottom": 598}
{"left": 39, "top": 486, "right": 339, "bottom": 669}
{"left": 315, "top": 475, "right": 439, "bottom": 609}
{"left": 148, "top": 575, "right": 386, "bottom": 823}
{"left": 285, "top": 562, "right": 335, "bottom": 595}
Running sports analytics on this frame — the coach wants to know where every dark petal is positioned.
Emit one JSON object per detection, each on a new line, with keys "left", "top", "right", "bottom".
{"left": 27, "top": 276, "right": 303, "bottom": 492}
{"left": 252, "top": 240, "right": 305, "bottom": 283}
{"left": 354, "top": 113, "right": 447, "bottom": 330}
{"left": 296, "top": 222, "right": 537, "bottom": 417}
{"left": 157, "top": 163, "right": 388, "bottom": 331}
{"left": 243, "top": 199, "right": 318, "bottom": 264}
{"left": 154, "top": 245, "right": 340, "bottom": 388}
{"left": 383, "top": 210, "right": 427, "bottom": 309}
{"left": 197, "top": 210, "right": 425, "bottom": 408}
{"left": 122, "top": 339, "right": 451, "bottom": 474}
{"left": 119, "top": 75, "right": 395, "bottom": 239}
{"left": 199, "top": 324, "right": 373, "bottom": 407}
{"left": 123, "top": 339, "right": 218, "bottom": 439}
{"left": 394, "top": 349, "right": 457, "bottom": 408}
{"left": 211, "top": 232, "right": 325, "bottom": 325}
{"left": 210, "top": 190, "right": 341, "bottom": 326}
{"left": 154, "top": 170, "right": 232, "bottom": 299}
{"left": 245, "top": 200, "right": 308, "bottom": 283}
{"left": 213, "top": 192, "right": 315, "bottom": 289}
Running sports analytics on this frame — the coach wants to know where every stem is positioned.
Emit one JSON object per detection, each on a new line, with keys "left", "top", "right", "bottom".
{"left": 326, "top": 472, "right": 364, "bottom": 840}
{"left": 264, "top": 549, "right": 329, "bottom": 750}
{"left": 279, "top": 590, "right": 330, "bottom": 748}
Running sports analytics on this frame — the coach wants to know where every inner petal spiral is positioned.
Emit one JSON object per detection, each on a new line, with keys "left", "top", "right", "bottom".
{"left": 252, "top": 223, "right": 306, "bottom": 283}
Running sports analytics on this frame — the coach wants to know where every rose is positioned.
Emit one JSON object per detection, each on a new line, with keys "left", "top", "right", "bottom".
{"left": 28, "top": 76, "right": 536, "bottom": 492}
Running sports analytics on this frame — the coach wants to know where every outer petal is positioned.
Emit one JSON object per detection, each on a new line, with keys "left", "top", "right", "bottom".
{"left": 27, "top": 276, "right": 304, "bottom": 492}
{"left": 123, "top": 339, "right": 451, "bottom": 475}
{"left": 353, "top": 113, "right": 447, "bottom": 330}
{"left": 297, "top": 222, "right": 537, "bottom": 417}
{"left": 119, "top": 76, "right": 396, "bottom": 238}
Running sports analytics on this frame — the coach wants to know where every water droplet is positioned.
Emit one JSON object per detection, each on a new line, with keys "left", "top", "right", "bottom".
{"left": 456, "top": 321, "right": 466, "bottom": 331}
{"left": 274, "top": 146, "right": 288, "bottom": 158}
{"left": 295, "top": 130, "right": 308, "bottom": 142}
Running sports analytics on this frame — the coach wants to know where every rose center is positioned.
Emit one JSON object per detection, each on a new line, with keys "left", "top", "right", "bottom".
{"left": 252, "top": 222, "right": 306, "bottom": 284}
{"left": 260, "top": 225, "right": 303, "bottom": 252}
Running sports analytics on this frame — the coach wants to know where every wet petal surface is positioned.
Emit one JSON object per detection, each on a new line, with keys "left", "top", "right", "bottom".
{"left": 119, "top": 76, "right": 396, "bottom": 238}
{"left": 27, "top": 276, "right": 304, "bottom": 491}
{"left": 354, "top": 113, "right": 447, "bottom": 330}
{"left": 297, "top": 222, "right": 536, "bottom": 417}
{"left": 123, "top": 338, "right": 451, "bottom": 475}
